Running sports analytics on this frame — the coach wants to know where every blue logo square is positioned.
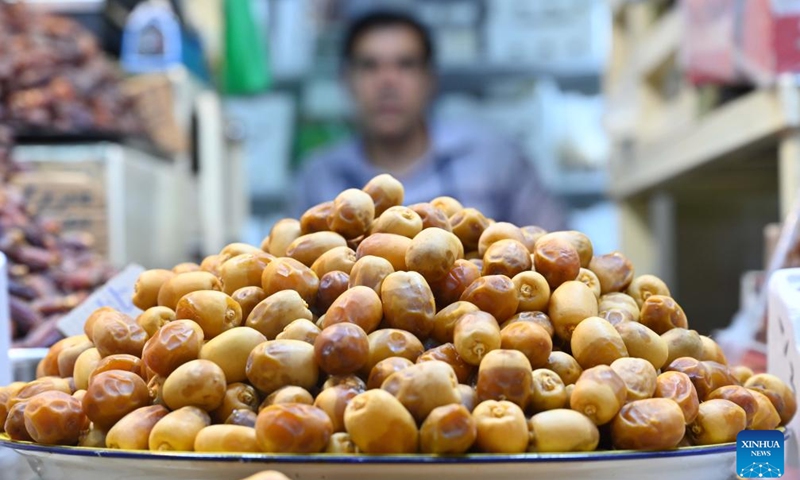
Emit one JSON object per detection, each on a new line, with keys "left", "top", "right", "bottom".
{"left": 737, "top": 430, "right": 785, "bottom": 478}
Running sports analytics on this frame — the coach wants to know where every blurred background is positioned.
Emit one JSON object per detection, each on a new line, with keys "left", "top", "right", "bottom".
{"left": 2, "top": 0, "right": 798, "bottom": 365}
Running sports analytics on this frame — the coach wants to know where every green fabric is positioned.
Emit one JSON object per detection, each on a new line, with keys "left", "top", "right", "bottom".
{"left": 293, "top": 120, "right": 353, "bottom": 169}
{"left": 223, "top": 0, "right": 270, "bottom": 94}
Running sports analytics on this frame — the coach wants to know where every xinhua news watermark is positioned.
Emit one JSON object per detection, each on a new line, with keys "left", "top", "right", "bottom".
{"left": 737, "top": 430, "right": 785, "bottom": 478}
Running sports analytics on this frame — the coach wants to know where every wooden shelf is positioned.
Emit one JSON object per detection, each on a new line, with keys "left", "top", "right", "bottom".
{"left": 274, "top": 64, "right": 602, "bottom": 95}
{"left": 603, "top": 0, "right": 799, "bottom": 335}
{"left": 608, "top": 80, "right": 800, "bottom": 333}
{"left": 633, "top": 6, "right": 681, "bottom": 78}
{"left": 610, "top": 85, "right": 797, "bottom": 199}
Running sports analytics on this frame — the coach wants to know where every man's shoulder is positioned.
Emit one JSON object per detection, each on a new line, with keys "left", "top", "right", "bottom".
{"left": 299, "top": 138, "right": 359, "bottom": 174}
{"left": 434, "top": 120, "right": 517, "bottom": 154}
{"left": 290, "top": 138, "right": 361, "bottom": 216}
{"left": 433, "top": 119, "right": 521, "bottom": 169}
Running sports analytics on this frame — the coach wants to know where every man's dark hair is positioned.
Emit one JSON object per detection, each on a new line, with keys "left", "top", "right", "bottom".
{"left": 341, "top": 10, "right": 434, "bottom": 66}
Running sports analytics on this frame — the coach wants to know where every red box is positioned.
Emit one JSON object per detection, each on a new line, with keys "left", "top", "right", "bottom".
{"left": 682, "top": 0, "right": 800, "bottom": 86}
{"left": 775, "top": 13, "right": 800, "bottom": 73}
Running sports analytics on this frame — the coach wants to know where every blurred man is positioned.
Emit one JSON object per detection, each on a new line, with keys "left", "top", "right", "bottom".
{"left": 290, "top": 10, "right": 566, "bottom": 230}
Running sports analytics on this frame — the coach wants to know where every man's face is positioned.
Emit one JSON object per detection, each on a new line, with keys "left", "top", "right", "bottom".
{"left": 346, "top": 25, "right": 433, "bottom": 140}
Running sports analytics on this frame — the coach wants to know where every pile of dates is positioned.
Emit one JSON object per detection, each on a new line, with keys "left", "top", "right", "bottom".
{"left": 0, "top": 126, "right": 14, "bottom": 181}
{"left": 0, "top": 174, "right": 795, "bottom": 455}
{"left": 0, "top": 3, "right": 142, "bottom": 135}
{"left": 0, "top": 2, "right": 142, "bottom": 346}
{"left": 2, "top": 181, "right": 116, "bottom": 347}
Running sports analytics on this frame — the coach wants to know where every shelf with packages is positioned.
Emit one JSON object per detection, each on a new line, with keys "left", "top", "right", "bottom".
{"left": 436, "top": 64, "right": 601, "bottom": 94}
{"left": 4, "top": 65, "right": 240, "bottom": 266}
{"left": 272, "top": 62, "right": 602, "bottom": 95}
{"left": 13, "top": 130, "right": 171, "bottom": 162}
{"left": 606, "top": 81, "right": 800, "bottom": 335}
{"left": 604, "top": 0, "right": 800, "bottom": 334}
{"left": 10, "top": 141, "right": 191, "bottom": 269}
{"left": 609, "top": 81, "right": 800, "bottom": 209}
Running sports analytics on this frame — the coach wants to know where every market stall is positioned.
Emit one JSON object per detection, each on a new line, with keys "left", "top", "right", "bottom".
{"left": 2, "top": 1, "right": 799, "bottom": 480}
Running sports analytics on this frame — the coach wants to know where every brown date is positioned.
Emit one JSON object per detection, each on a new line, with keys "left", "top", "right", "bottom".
{"left": 460, "top": 275, "right": 518, "bottom": 322}
{"left": 142, "top": 319, "right": 204, "bottom": 378}
{"left": 533, "top": 235, "right": 580, "bottom": 290}
{"left": 300, "top": 201, "right": 333, "bottom": 235}
{"left": 322, "top": 285, "right": 382, "bottom": 333}
{"left": 256, "top": 403, "right": 333, "bottom": 453}
{"left": 314, "top": 323, "right": 370, "bottom": 375}
{"left": 175, "top": 290, "right": 242, "bottom": 340}
{"left": 267, "top": 218, "right": 302, "bottom": 257}
{"left": 132, "top": 269, "right": 175, "bottom": 310}
{"left": 261, "top": 257, "right": 319, "bottom": 308}
{"left": 23, "top": 391, "right": 87, "bottom": 445}
{"left": 381, "top": 271, "right": 436, "bottom": 339}
{"left": 611, "top": 398, "right": 685, "bottom": 450}
{"left": 348, "top": 255, "right": 394, "bottom": 293}
{"left": 417, "top": 343, "right": 475, "bottom": 385}
{"left": 231, "top": 286, "right": 268, "bottom": 320}
{"left": 367, "top": 357, "right": 414, "bottom": 390}
{"left": 370, "top": 206, "right": 422, "bottom": 238}
{"left": 449, "top": 208, "right": 489, "bottom": 252}
{"left": 408, "top": 203, "right": 452, "bottom": 231}
{"left": 82, "top": 370, "right": 150, "bottom": 429}
{"left": 246, "top": 290, "right": 313, "bottom": 340}
{"left": 314, "top": 385, "right": 359, "bottom": 432}
{"left": 363, "top": 174, "right": 404, "bottom": 216}
{"left": 286, "top": 231, "right": 348, "bottom": 267}
{"left": 588, "top": 252, "right": 634, "bottom": 294}
{"left": 219, "top": 253, "right": 274, "bottom": 295}
{"left": 156, "top": 271, "right": 221, "bottom": 310}
{"left": 328, "top": 188, "right": 375, "bottom": 239}
{"left": 314, "top": 271, "right": 350, "bottom": 314}
{"left": 430, "top": 300, "right": 479, "bottom": 345}
{"left": 654, "top": 371, "right": 700, "bottom": 424}
{"left": 482, "top": 239, "right": 531, "bottom": 278}
{"left": 364, "top": 328, "right": 425, "bottom": 375}
{"left": 419, "top": 404, "right": 477, "bottom": 454}
{"left": 476, "top": 349, "right": 532, "bottom": 410}
{"left": 429, "top": 259, "right": 481, "bottom": 309}
{"left": 500, "top": 321, "right": 552, "bottom": 369}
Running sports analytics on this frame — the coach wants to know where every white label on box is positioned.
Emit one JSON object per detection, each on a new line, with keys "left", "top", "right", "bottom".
{"left": 57, "top": 264, "right": 145, "bottom": 337}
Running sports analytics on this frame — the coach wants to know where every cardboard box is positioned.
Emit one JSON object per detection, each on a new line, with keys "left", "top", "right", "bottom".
{"left": 40, "top": 209, "right": 109, "bottom": 255}
{"left": 11, "top": 171, "right": 106, "bottom": 213}
{"left": 12, "top": 143, "right": 190, "bottom": 268}
{"left": 774, "top": 0, "right": 800, "bottom": 73}
{"left": 763, "top": 222, "right": 800, "bottom": 269}
{"left": 766, "top": 269, "right": 800, "bottom": 466}
{"left": 10, "top": 160, "right": 110, "bottom": 255}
